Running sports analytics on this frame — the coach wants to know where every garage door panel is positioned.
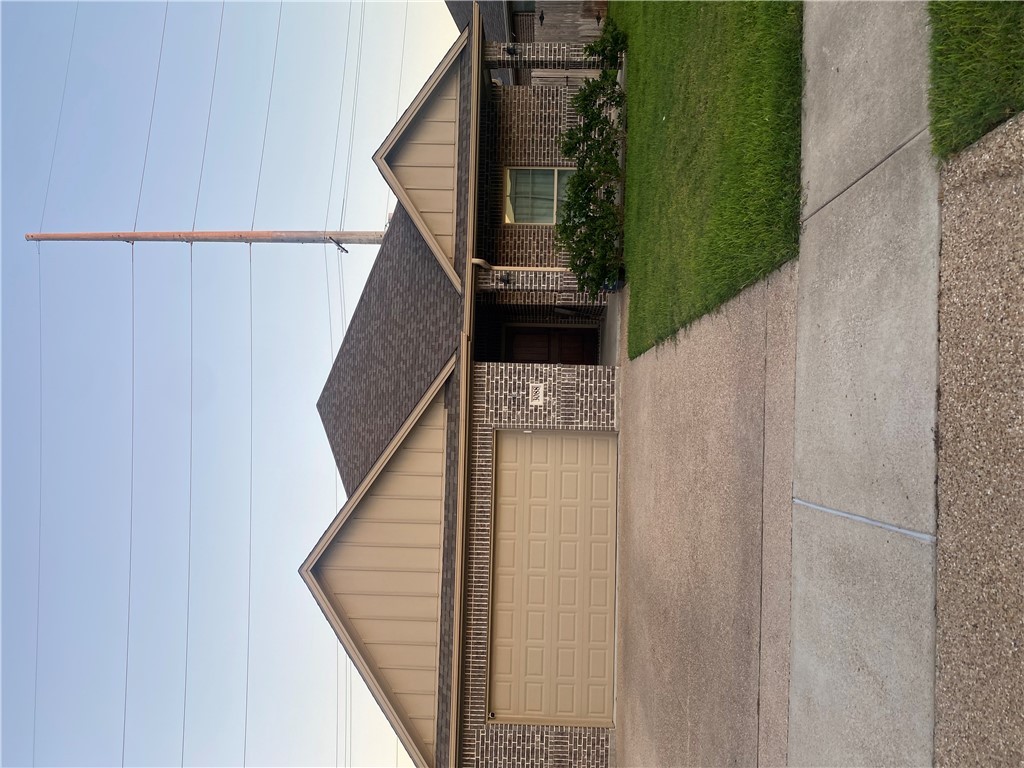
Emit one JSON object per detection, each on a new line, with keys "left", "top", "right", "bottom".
{"left": 530, "top": 434, "right": 549, "bottom": 463}
{"left": 560, "top": 470, "right": 580, "bottom": 501}
{"left": 490, "top": 430, "right": 617, "bottom": 726}
{"left": 561, "top": 436, "right": 580, "bottom": 464}
{"left": 529, "top": 505, "right": 547, "bottom": 534}
{"left": 558, "top": 613, "right": 576, "bottom": 642}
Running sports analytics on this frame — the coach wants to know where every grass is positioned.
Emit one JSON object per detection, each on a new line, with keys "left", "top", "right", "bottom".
{"left": 609, "top": 2, "right": 803, "bottom": 359}
{"left": 929, "top": 1, "right": 1024, "bottom": 160}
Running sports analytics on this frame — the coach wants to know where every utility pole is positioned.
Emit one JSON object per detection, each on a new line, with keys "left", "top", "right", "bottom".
{"left": 25, "top": 230, "right": 386, "bottom": 249}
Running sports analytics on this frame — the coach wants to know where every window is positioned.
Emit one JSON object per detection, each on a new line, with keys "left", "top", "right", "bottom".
{"left": 504, "top": 168, "right": 574, "bottom": 224}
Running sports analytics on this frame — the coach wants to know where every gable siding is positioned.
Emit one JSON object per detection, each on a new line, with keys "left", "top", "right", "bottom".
{"left": 315, "top": 396, "right": 446, "bottom": 765}
{"left": 388, "top": 69, "right": 460, "bottom": 266}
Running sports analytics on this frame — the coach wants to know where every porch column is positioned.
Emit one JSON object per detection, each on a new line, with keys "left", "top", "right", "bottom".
{"left": 483, "top": 41, "right": 614, "bottom": 71}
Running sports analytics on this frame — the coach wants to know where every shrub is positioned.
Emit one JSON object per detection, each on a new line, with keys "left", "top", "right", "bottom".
{"left": 557, "top": 22, "right": 627, "bottom": 299}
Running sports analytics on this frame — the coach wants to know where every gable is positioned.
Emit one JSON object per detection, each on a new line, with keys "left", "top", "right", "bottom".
{"left": 375, "top": 30, "right": 469, "bottom": 291}
{"left": 386, "top": 68, "right": 459, "bottom": 267}
{"left": 303, "top": 367, "right": 454, "bottom": 768}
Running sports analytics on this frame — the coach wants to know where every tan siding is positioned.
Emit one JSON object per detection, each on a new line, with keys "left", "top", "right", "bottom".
{"left": 341, "top": 519, "right": 442, "bottom": 547}
{"left": 407, "top": 188, "right": 454, "bottom": 215}
{"left": 385, "top": 66, "right": 460, "bottom": 265}
{"left": 392, "top": 166, "right": 454, "bottom": 192}
{"left": 324, "top": 569, "right": 439, "bottom": 595}
{"left": 420, "top": 212, "right": 454, "bottom": 238}
{"left": 392, "top": 141, "right": 456, "bottom": 168}
{"left": 407, "top": 120, "right": 457, "bottom": 145}
{"left": 385, "top": 446, "right": 446, "bottom": 475}
{"left": 372, "top": 471, "right": 444, "bottom": 499}
{"left": 410, "top": 717, "right": 436, "bottom": 747}
{"left": 320, "top": 542, "right": 440, "bottom": 572}
{"left": 366, "top": 640, "right": 439, "bottom": 667}
{"left": 313, "top": 396, "right": 446, "bottom": 766}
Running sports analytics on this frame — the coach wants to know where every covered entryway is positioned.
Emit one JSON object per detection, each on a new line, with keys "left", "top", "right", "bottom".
{"left": 504, "top": 326, "right": 600, "bottom": 365}
{"left": 488, "top": 430, "right": 617, "bottom": 726}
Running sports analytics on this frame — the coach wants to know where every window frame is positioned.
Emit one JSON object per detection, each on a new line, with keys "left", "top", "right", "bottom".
{"left": 503, "top": 167, "right": 575, "bottom": 225}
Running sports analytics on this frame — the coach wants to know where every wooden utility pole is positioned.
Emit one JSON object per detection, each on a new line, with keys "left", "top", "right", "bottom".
{"left": 25, "top": 230, "right": 386, "bottom": 247}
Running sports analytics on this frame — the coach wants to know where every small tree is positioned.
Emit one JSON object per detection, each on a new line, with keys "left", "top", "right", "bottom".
{"left": 557, "top": 21, "right": 627, "bottom": 298}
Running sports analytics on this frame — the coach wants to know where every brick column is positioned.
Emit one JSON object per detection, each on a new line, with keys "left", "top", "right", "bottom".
{"left": 484, "top": 41, "right": 609, "bottom": 70}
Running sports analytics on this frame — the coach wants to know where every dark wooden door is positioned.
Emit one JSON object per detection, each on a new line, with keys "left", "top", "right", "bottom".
{"left": 505, "top": 327, "right": 599, "bottom": 364}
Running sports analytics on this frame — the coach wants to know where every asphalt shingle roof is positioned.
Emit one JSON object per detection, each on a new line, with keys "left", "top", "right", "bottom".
{"left": 317, "top": 204, "right": 462, "bottom": 496}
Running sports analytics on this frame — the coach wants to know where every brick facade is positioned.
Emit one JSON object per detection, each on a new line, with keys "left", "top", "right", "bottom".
{"left": 477, "top": 82, "right": 610, "bottom": 312}
{"left": 449, "top": 10, "right": 621, "bottom": 764}
{"left": 458, "top": 363, "right": 617, "bottom": 767}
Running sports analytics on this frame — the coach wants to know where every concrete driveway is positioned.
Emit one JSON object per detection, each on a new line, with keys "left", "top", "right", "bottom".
{"left": 614, "top": 262, "right": 797, "bottom": 767}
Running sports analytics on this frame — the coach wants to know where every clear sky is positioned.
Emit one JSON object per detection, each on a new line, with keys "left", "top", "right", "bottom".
{"left": 1, "top": 2, "right": 457, "bottom": 765}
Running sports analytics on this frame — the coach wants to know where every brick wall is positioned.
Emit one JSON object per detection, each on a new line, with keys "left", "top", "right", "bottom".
{"left": 458, "top": 362, "right": 616, "bottom": 768}
{"left": 478, "top": 83, "right": 581, "bottom": 277}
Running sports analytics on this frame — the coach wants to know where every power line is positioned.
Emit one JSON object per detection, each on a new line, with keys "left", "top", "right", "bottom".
{"left": 179, "top": 4, "right": 225, "bottom": 756}
{"left": 251, "top": 1, "right": 284, "bottom": 230}
{"left": 320, "top": 11, "right": 347, "bottom": 760}
{"left": 243, "top": 244, "right": 256, "bottom": 767}
{"left": 180, "top": 244, "right": 194, "bottom": 768}
{"left": 120, "top": 242, "right": 137, "bottom": 767}
{"left": 33, "top": 6, "right": 78, "bottom": 763}
{"left": 37, "top": 2, "right": 79, "bottom": 236}
{"left": 192, "top": 1, "right": 226, "bottom": 231}
{"left": 338, "top": 0, "right": 366, "bottom": 233}
{"left": 121, "top": 5, "right": 167, "bottom": 756}
{"left": 385, "top": 0, "right": 411, "bottom": 221}
{"left": 324, "top": 0, "right": 355, "bottom": 369}
{"left": 244, "top": 4, "right": 284, "bottom": 765}
{"left": 336, "top": 0, "right": 366, "bottom": 344}
{"left": 32, "top": 250, "right": 45, "bottom": 768}
{"left": 134, "top": 1, "right": 170, "bottom": 230}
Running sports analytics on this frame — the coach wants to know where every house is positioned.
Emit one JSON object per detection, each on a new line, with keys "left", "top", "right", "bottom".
{"left": 299, "top": 3, "right": 619, "bottom": 766}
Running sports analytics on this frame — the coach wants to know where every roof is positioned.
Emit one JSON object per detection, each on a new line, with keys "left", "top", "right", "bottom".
{"left": 445, "top": 0, "right": 507, "bottom": 40}
{"left": 445, "top": 0, "right": 512, "bottom": 84}
{"left": 316, "top": 204, "right": 461, "bottom": 495}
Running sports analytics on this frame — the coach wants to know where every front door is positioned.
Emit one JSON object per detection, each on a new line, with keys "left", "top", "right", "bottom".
{"left": 504, "top": 326, "right": 599, "bottom": 365}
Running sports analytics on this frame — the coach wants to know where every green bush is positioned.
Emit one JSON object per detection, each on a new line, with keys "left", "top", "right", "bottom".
{"left": 557, "top": 22, "right": 627, "bottom": 299}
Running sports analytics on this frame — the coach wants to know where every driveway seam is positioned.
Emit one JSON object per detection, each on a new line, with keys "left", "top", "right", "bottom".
{"left": 802, "top": 124, "right": 930, "bottom": 224}
{"left": 793, "top": 497, "right": 936, "bottom": 543}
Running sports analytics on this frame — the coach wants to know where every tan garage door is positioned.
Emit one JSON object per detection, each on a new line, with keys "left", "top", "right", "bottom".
{"left": 489, "top": 430, "right": 617, "bottom": 726}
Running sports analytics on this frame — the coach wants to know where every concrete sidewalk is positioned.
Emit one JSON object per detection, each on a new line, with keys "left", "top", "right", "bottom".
{"left": 790, "top": 3, "right": 939, "bottom": 764}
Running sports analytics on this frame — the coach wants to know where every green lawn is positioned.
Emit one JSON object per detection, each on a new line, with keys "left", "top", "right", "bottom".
{"left": 929, "top": 1, "right": 1024, "bottom": 160}
{"left": 609, "top": 2, "right": 803, "bottom": 358}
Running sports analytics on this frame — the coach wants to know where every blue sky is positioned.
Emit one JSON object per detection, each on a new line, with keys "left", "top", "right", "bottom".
{"left": 1, "top": 2, "right": 457, "bottom": 765}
